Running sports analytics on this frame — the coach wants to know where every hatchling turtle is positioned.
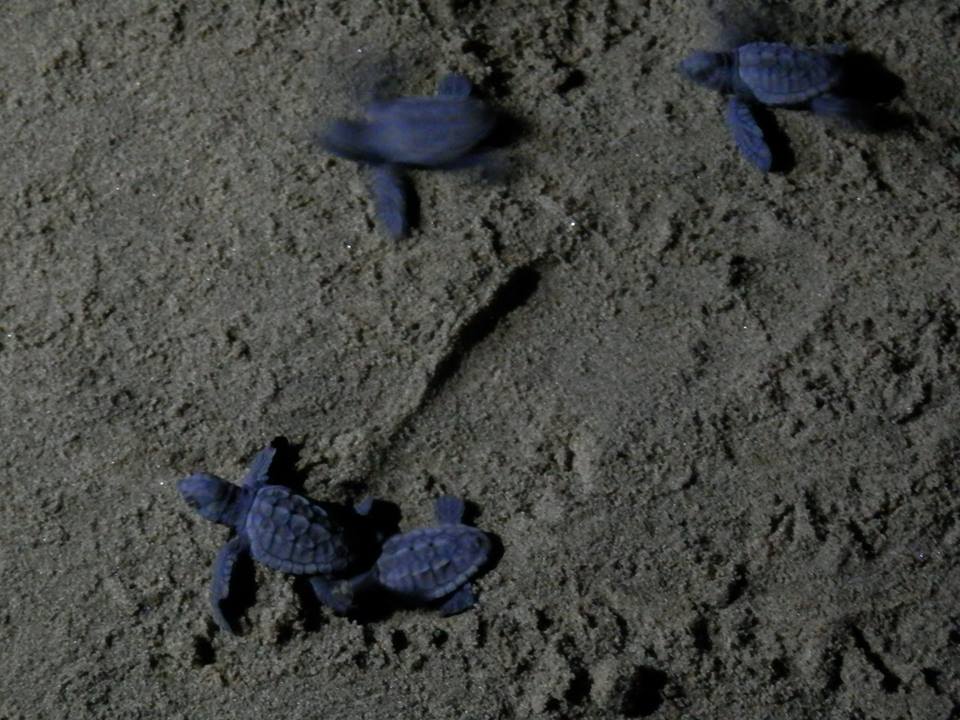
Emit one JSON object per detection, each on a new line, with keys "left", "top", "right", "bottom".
{"left": 331, "top": 495, "right": 492, "bottom": 616}
{"left": 318, "top": 73, "right": 499, "bottom": 238}
{"left": 679, "top": 42, "right": 865, "bottom": 171}
{"left": 177, "top": 444, "right": 374, "bottom": 632}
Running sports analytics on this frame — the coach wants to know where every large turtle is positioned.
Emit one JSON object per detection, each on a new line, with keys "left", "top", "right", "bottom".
{"left": 679, "top": 41, "right": 863, "bottom": 171}
{"left": 318, "top": 73, "right": 499, "bottom": 238}
{"left": 177, "top": 444, "right": 372, "bottom": 632}
{"left": 330, "top": 495, "right": 492, "bottom": 616}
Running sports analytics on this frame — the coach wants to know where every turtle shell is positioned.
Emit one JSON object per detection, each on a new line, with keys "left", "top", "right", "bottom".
{"left": 735, "top": 42, "right": 843, "bottom": 106}
{"left": 245, "top": 486, "right": 352, "bottom": 575}
{"left": 376, "top": 525, "right": 491, "bottom": 600}
{"left": 365, "top": 96, "right": 497, "bottom": 167}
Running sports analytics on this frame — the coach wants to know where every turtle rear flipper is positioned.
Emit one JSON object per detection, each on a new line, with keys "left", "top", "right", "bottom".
{"left": 438, "top": 583, "right": 478, "bottom": 616}
{"left": 308, "top": 576, "right": 355, "bottom": 614}
{"left": 809, "top": 93, "right": 874, "bottom": 129}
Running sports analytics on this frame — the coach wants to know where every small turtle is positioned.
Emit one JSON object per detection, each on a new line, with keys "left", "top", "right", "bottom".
{"left": 177, "top": 444, "right": 372, "bottom": 632}
{"left": 679, "top": 42, "right": 865, "bottom": 171}
{"left": 318, "top": 73, "right": 499, "bottom": 238}
{"left": 332, "top": 495, "right": 492, "bottom": 616}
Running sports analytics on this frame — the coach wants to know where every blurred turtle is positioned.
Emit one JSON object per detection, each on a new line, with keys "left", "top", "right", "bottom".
{"left": 319, "top": 73, "right": 499, "bottom": 238}
{"left": 680, "top": 41, "right": 867, "bottom": 171}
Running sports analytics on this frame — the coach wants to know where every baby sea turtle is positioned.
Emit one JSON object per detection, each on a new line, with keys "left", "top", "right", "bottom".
{"left": 679, "top": 42, "right": 863, "bottom": 171}
{"left": 178, "top": 444, "right": 371, "bottom": 632}
{"left": 319, "top": 73, "right": 498, "bottom": 238}
{"left": 333, "top": 495, "right": 492, "bottom": 616}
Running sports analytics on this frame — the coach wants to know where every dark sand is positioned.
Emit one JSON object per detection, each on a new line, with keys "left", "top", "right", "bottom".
{"left": 2, "top": 2, "right": 959, "bottom": 718}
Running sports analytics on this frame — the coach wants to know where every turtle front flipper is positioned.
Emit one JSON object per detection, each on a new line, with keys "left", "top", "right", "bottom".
{"left": 242, "top": 445, "right": 276, "bottom": 488}
{"left": 809, "top": 93, "right": 869, "bottom": 126}
{"left": 210, "top": 534, "right": 250, "bottom": 633}
{"left": 435, "top": 495, "right": 466, "bottom": 524}
{"left": 726, "top": 96, "right": 773, "bottom": 172}
{"left": 438, "top": 583, "right": 477, "bottom": 616}
{"left": 369, "top": 164, "right": 409, "bottom": 239}
{"left": 436, "top": 73, "right": 473, "bottom": 97}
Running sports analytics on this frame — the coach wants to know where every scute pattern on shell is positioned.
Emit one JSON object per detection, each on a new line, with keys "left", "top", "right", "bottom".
{"left": 246, "top": 485, "right": 352, "bottom": 575}
{"left": 376, "top": 525, "right": 491, "bottom": 600}
{"left": 736, "top": 42, "right": 842, "bottom": 106}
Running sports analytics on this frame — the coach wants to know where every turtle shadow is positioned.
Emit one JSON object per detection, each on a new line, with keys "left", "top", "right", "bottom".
{"left": 396, "top": 170, "right": 421, "bottom": 236}
{"left": 299, "top": 498, "right": 403, "bottom": 629}
{"left": 215, "top": 550, "right": 257, "bottom": 635}
{"left": 267, "top": 436, "right": 312, "bottom": 493}
{"left": 486, "top": 109, "right": 530, "bottom": 152}
{"left": 839, "top": 51, "right": 904, "bottom": 106}
{"left": 294, "top": 577, "right": 331, "bottom": 633}
{"left": 474, "top": 110, "right": 529, "bottom": 186}
{"left": 270, "top": 435, "right": 374, "bottom": 507}
{"left": 836, "top": 51, "right": 911, "bottom": 132}
{"left": 750, "top": 104, "right": 795, "bottom": 173}
{"left": 350, "top": 498, "right": 403, "bottom": 565}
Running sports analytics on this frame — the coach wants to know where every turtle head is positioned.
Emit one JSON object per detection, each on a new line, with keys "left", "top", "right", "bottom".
{"left": 678, "top": 51, "right": 733, "bottom": 92}
{"left": 178, "top": 473, "right": 242, "bottom": 526}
